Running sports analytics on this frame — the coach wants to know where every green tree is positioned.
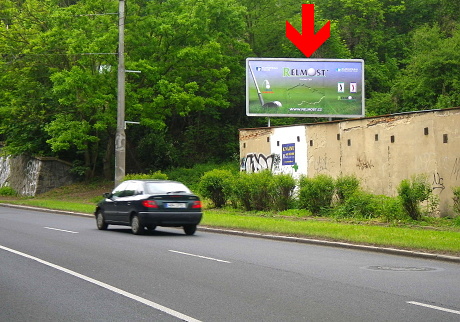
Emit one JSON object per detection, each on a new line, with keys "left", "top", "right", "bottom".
{"left": 0, "top": 0, "right": 252, "bottom": 176}
{"left": 375, "top": 24, "right": 460, "bottom": 114}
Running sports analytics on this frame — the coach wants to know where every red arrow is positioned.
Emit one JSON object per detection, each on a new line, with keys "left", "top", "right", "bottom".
{"left": 286, "top": 4, "right": 330, "bottom": 57}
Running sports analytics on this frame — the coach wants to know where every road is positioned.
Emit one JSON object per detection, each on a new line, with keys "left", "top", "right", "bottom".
{"left": 1, "top": 206, "right": 459, "bottom": 321}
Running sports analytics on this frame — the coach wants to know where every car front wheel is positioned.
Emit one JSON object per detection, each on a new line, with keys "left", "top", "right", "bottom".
{"left": 96, "top": 211, "right": 108, "bottom": 230}
{"left": 131, "top": 215, "right": 144, "bottom": 235}
{"left": 183, "top": 224, "right": 197, "bottom": 235}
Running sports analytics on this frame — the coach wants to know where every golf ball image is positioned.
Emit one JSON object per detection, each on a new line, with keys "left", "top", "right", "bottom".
{"left": 307, "top": 68, "right": 316, "bottom": 76}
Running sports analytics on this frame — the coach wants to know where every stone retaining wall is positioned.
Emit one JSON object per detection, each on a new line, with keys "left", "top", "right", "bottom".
{"left": 0, "top": 155, "right": 74, "bottom": 196}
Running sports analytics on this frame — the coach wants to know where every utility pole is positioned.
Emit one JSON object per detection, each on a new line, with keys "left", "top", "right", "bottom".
{"left": 115, "top": 0, "right": 126, "bottom": 187}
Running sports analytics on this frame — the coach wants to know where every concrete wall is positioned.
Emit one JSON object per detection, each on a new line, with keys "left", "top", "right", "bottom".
{"left": 239, "top": 108, "right": 460, "bottom": 216}
{"left": 0, "top": 155, "right": 74, "bottom": 196}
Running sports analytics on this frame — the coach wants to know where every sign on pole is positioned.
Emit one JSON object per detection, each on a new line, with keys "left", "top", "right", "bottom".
{"left": 246, "top": 58, "right": 364, "bottom": 118}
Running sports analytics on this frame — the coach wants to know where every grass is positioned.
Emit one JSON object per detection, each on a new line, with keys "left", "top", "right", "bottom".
{"left": 1, "top": 181, "right": 459, "bottom": 256}
{"left": 202, "top": 211, "right": 460, "bottom": 255}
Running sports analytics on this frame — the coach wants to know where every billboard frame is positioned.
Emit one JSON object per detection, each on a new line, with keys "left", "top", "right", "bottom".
{"left": 246, "top": 58, "right": 365, "bottom": 119}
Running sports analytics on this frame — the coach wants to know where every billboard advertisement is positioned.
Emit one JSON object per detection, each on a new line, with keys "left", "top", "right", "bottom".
{"left": 246, "top": 58, "right": 364, "bottom": 118}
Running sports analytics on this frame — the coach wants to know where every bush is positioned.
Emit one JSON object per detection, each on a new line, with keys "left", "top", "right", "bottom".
{"left": 0, "top": 186, "right": 17, "bottom": 196}
{"left": 453, "top": 187, "right": 460, "bottom": 215}
{"left": 332, "top": 191, "right": 379, "bottom": 219}
{"left": 271, "top": 173, "right": 296, "bottom": 211}
{"left": 397, "top": 175, "right": 432, "bottom": 220}
{"left": 335, "top": 175, "right": 360, "bottom": 203}
{"left": 244, "top": 171, "right": 274, "bottom": 211}
{"left": 124, "top": 170, "right": 168, "bottom": 181}
{"left": 332, "top": 191, "right": 406, "bottom": 221}
{"left": 199, "top": 169, "right": 234, "bottom": 208}
{"left": 298, "top": 174, "right": 335, "bottom": 215}
{"left": 166, "top": 162, "right": 238, "bottom": 192}
{"left": 232, "top": 172, "right": 253, "bottom": 211}
{"left": 231, "top": 171, "right": 295, "bottom": 211}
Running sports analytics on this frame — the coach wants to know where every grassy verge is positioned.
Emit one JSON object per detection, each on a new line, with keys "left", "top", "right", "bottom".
{"left": 1, "top": 199, "right": 96, "bottom": 214}
{"left": 202, "top": 211, "right": 460, "bottom": 254}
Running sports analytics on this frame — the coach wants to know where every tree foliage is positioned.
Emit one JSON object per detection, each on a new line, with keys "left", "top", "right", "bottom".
{"left": 1, "top": 0, "right": 459, "bottom": 179}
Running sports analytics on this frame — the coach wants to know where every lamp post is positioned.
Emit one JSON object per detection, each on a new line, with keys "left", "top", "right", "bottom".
{"left": 115, "top": 0, "right": 126, "bottom": 187}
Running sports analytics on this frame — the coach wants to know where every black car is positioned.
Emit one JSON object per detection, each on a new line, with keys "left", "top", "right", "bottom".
{"left": 94, "top": 180, "right": 202, "bottom": 235}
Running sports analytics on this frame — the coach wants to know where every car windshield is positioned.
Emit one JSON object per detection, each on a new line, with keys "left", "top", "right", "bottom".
{"left": 144, "top": 182, "right": 191, "bottom": 194}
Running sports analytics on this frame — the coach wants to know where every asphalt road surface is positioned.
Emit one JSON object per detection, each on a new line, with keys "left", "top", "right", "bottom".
{"left": 1, "top": 206, "right": 459, "bottom": 321}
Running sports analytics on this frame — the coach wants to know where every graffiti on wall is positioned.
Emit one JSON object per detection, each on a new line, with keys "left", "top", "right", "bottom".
{"left": 23, "top": 159, "right": 41, "bottom": 196}
{"left": 314, "top": 154, "right": 331, "bottom": 173}
{"left": 452, "top": 158, "right": 460, "bottom": 181}
{"left": 241, "top": 153, "right": 281, "bottom": 173}
{"left": 356, "top": 155, "right": 374, "bottom": 170}
{"left": 432, "top": 172, "right": 445, "bottom": 192}
{"left": 0, "top": 156, "right": 11, "bottom": 187}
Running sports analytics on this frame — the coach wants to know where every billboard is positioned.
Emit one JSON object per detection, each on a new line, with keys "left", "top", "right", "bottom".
{"left": 246, "top": 58, "right": 364, "bottom": 118}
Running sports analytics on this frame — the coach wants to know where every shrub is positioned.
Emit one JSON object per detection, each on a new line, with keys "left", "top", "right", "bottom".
{"left": 271, "top": 173, "right": 296, "bottom": 211}
{"left": 332, "top": 191, "right": 406, "bottom": 221}
{"left": 0, "top": 186, "right": 17, "bottom": 196}
{"left": 423, "top": 193, "right": 440, "bottom": 217}
{"left": 332, "top": 191, "right": 379, "bottom": 219}
{"left": 246, "top": 171, "right": 274, "bottom": 211}
{"left": 199, "top": 169, "right": 234, "bottom": 208}
{"left": 124, "top": 170, "right": 168, "bottom": 181}
{"left": 231, "top": 171, "right": 294, "bottom": 211}
{"left": 335, "top": 175, "right": 360, "bottom": 203}
{"left": 397, "top": 175, "right": 432, "bottom": 220}
{"left": 298, "top": 174, "right": 335, "bottom": 215}
{"left": 166, "top": 162, "right": 238, "bottom": 192}
{"left": 232, "top": 172, "right": 253, "bottom": 211}
{"left": 453, "top": 187, "right": 460, "bottom": 215}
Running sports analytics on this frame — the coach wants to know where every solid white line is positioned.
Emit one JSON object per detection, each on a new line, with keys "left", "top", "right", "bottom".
{"left": 0, "top": 245, "right": 201, "bottom": 322}
{"left": 407, "top": 301, "right": 460, "bottom": 315}
{"left": 169, "top": 250, "right": 231, "bottom": 263}
{"left": 44, "top": 227, "right": 79, "bottom": 234}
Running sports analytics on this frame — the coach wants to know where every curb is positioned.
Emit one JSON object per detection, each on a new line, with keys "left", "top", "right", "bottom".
{"left": 199, "top": 227, "right": 460, "bottom": 264}
{"left": 2, "top": 203, "right": 459, "bottom": 263}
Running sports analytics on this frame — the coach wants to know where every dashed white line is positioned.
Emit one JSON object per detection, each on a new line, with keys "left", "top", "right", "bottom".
{"left": 407, "top": 301, "right": 460, "bottom": 315}
{"left": 169, "top": 250, "right": 231, "bottom": 263}
{"left": 0, "top": 245, "right": 201, "bottom": 322}
{"left": 44, "top": 227, "right": 79, "bottom": 234}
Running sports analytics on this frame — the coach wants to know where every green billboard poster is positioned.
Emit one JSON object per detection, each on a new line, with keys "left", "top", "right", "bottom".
{"left": 246, "top": 58, "right": 364, "bottom": 118}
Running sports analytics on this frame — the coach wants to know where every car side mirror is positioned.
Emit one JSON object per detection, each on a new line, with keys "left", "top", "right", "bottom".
{"left": 103, "top": 192, "right": 112, "bottom": 199}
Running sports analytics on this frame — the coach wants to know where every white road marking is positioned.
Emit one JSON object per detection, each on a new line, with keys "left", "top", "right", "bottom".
{"left": 0, "top": 245, "right": 201, "bottom": 322}
{"left": 407, "top": 301, "right": 460, "bottom": 315}
{"left": 169, "top": 250, "right": 231, "bottom": 263}
{"left": 44, "top": 227, "right": 79, "bottom": 234}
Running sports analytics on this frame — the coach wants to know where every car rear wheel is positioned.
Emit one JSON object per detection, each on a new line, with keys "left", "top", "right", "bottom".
{"left": 183, "top": 224, "right": 197, "bottom": 235}
{"left": 131, "top": 215, "right": 144, "bottom": 235}
{"left": 96, "top": 211, "right": 108, "bottom": 230}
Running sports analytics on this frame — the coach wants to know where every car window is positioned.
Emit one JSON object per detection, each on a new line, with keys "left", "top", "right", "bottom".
{"left": 123, "top": 182, "right": 140, "bottom": 197}
{"left": 145, "top": 182, "right": 191, "bottom": 194}
{"left": 112, "top": 181, "right": 129, "bottom": 197}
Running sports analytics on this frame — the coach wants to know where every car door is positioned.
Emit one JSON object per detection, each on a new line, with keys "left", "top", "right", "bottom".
{"left": 115, "top": 181, "right": 140, "bottom": 224}
{"left": 103, "top": 181, "right": 129, "bottom": 222}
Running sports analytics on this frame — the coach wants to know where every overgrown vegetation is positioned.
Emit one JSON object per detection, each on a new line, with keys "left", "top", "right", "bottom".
{"left": 397, "top": 175, "right": 432, "bottom": 220}
{"left": 194, "top": 170, "right": 459, "bottom": 226}
{"left": 119, "top": 165, "right": 460, "bottom": 226}
{"left": 453, "top": 187, "right": 460, "bottom": 215}
{"left": 2, "top": 1, "right": 460, "bottom": 178}
{"left": 0, "top": 186, "right": 17, "bottom": 196}
{"left": 198, "top": 169, "right": 234, "bottom": 208}
{"left": 298, "top": 175, "right": 335, "bottom": 215}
